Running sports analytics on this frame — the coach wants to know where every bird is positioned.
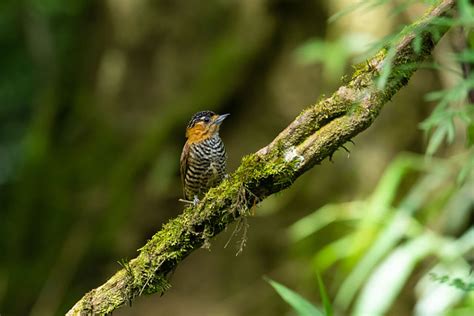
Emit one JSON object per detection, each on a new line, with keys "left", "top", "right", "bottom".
{"left": 180, "top": 110, "right": 229, "bottom": 205}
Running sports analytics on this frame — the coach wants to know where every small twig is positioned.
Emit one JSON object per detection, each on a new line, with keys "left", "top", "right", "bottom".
{"left": 341, "top": 144, "right": 351, "bottom": 157}
{"left": 178, "top": 198, "right": 194, "bottom": 204}
{"left": 236, "top": 218, "right": 249, "bottom": 256}
{"left": 224, "top": 218, "right": 244, "bottom": 249}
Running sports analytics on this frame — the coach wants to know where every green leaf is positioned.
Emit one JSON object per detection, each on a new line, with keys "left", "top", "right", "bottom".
{"left": 316, "top": 272, "right": 333, "bottom": 316}
{"left": 413, "top": 33, "right": 423, "bottom": 54}
{"left": 353, "top": 233, "right": 437, "bottom": 315}
{"left": 265, "top": 277, "right": 324, "bottom": 316}
{"left": 426, "top": 125, "right": 447, "bottom": 156}
{"left": 377, "top": 46, "right": 397, "bottom": 89}
{"left": 457, "top": 0, "right": 474, "bottom": 24}
{"left": 313, "top": 234, "right": 358, "bottom": 272}
{"left": 457, "top": 151, "right": 474, "bottom": 184}
{"left": 288, "top": 202, "right": 363, "bottom": 242}
{"left": 446, "top": 119, "right": 456, "bottom": 144}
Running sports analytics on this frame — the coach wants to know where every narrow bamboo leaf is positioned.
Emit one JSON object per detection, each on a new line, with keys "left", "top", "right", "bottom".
{"left": 354, "top": 233, "right": 436, "bottom": 315}
{"left": 377, "top": 46, "right": 397, "bottom": 89}
{"left": 288, "top": 202, "right": 363, "bottom": 242}
{"left": 413, "top": 34, "right": 423, "bottom": 54}
{"left": 427, "top": 125, "right": 447, "bottom": 155}
{"left": 313, "top": 234, "right": 358, "bottom": 273}
{"left": 446, "top": 119, "right": 456, "bottom": 143}
{"left": 316, "top": 271, "right": 333, "bottom": 316}
{"left": 265, "top": 277, "right": 324, "bottom": 316}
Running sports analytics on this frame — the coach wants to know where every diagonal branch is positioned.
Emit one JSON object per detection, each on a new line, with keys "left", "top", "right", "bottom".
{"left": 67, "top": 1, "right": 456, "bottom": 314}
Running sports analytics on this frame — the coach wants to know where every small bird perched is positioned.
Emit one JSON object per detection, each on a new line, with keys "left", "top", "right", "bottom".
{"left": 180, "top": 111, "right": 229, "bottom": 204}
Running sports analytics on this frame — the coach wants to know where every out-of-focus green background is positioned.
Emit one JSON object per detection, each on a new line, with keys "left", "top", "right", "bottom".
{"left": 1, "top": 1, "right": 473, "bottom": 315}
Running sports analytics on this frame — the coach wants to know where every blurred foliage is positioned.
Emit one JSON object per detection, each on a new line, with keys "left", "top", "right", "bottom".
{"left": 294, "top": 32, "right": 375, "bottom": 82}
{"left": 281, "top": 1, "right": 474, "bottom": 315}
{"left": 0, "top": 0, "right": 473, "bottom": 316}
{"left": 289, "top": 153, "right": 474, "bottom": 315}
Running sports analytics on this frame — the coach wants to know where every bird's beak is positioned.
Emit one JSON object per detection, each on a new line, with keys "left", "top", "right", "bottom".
{"left": 213, "top": 113, "right": 230, "bottom": 125}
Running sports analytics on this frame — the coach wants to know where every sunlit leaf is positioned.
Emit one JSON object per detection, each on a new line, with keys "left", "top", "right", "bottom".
{"left": 426, "top": 125, "right": 448, "bottom": 155}
{"left": 415, "top": 230, "right": 474, "bottom": 315}
{"left": 335, "top": 213, "right": 409, "bottom": 308}
{"left": 288, "top": 202, "right": 363, "bottom": 242}
{"left": 336, "top": 160, "right": 450, "bottom": 308}
{"left": 313, "top": 234, "right": 359, "bottom": 273}
{"left": 265, "top": 277, "right": 324, "bottom": 316}
{"left": 354, "top": 233, "right": 437, "bottom": 315}
{"left": 368, "top": 155, "right": 416, "bottom": 216}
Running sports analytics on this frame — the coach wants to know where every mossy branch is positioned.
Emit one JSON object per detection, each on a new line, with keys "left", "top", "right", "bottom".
{"left": 67, "top": 1, "right": 456, "bottom": 315}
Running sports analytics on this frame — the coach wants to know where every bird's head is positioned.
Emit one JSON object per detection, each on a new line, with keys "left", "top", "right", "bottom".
{"left": 185, "top": 111, "right": 229, "bottom": 143}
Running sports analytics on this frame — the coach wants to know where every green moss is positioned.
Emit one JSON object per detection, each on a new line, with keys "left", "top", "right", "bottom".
{"left": 351, "top": 49, "right": 386, "bottom": 80}
{"left": 351, "top": 62, "right": 369, "bottom": 80}
{"left": 232, "top": 153, "right": 296, "bottom": 191}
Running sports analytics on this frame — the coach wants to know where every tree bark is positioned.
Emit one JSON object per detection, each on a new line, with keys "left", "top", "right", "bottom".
{"left": 67, "top": 1, "right": 456, "bottom": 314}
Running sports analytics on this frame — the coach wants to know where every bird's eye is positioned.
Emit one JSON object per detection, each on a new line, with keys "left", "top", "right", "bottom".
{"left": 203, "top": 117, "right": 211, "bottom": 123}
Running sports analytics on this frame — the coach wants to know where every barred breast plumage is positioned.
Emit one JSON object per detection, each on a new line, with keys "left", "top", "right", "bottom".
{"left": 182, "top": 134, "right": 226, "bottom": 200}
{"left": 180, "top": 111, "right": 229, "bottom": 202}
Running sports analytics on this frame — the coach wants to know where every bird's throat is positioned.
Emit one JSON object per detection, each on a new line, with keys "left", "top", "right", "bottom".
{"left": 186, "top": 125, "right": 218, "bottom": 144}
